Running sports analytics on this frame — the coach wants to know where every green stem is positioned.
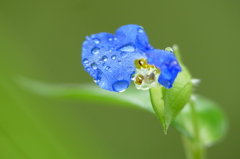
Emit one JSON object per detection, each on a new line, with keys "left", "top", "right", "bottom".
{"left": 182, "top": 101, "right": 205, "bottom": 159}
{"left": 172, "top": 45, "right": 205, "bottom": 159}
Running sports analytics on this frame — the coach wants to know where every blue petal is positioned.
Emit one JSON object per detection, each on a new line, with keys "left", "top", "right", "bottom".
{"left": 115, "top": 24, "right": 154, "bottom": 52}
{"left": 82, "top": 25, "right": 148, "bottom": 92}
{"left": 146, "top": 49, "right": 182, "bottom": 88}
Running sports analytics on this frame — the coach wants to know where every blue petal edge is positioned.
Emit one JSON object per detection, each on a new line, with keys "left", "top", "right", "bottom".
{"left": 146, "top": 49, "right": 182, "bottom": 88}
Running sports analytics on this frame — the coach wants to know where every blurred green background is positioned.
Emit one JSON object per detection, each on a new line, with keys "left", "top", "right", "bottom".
{"left": 0, "top": 0, "right": 239, "bottom": 158}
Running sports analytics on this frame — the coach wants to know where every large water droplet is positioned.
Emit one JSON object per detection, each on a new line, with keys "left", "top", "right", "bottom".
{"left": 118, "top": 44, "right": 135, "bottom": 52}
{"left": 92, "top": 38, "right": 100, "bottom": 44}
{"left": 102, "top": 55, "right": 108, "bottom": 61}
{"left": 91, "top": 47, "right": 100, "bottom": 54}
{"left": 91, "top": 63, "right": 97, "bottom": 69}
{"left": 165, "top": 47, "right": 174, "bottom": 53}
{"left": 105, "top": 66, "right": 110, "bottom": 71}
{"left": 111, "top": 55, "right": 116, "bottom": 60}
{"left": 112, "top": 80, "right": 129, "bottom": 92}
{"left": 82, "top": 58, "right": 89, "bottom": 64}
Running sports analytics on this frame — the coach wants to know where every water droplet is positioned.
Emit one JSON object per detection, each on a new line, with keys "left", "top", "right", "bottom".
{"left": 108, "top": 38, "right": 113, "bottom": 41}
{"left": 86, "top": 67, "right": 90, "bottom": 71}
{"left": 170, "top": 60, "right": 178, "bottom": 66}
{"left": 102, "top": 55, "right": 108, "bottom": 61}
{"left": 111, "top": 55, "right": 116, "bottom": 60}
{"left": 86, "top": 36, "right": 91, "bottom": 41}
{"left": 138, "top": 27, "right": 144, "bottom": 33}
{"left": 118, "top": 44, "right": 135, "bottom": 52}
{"left": 163, "top": 80, "right": 171, "bottom": 88}
{"left": 130, "top": 72, "right": 136, "bottom": 80}
{"left": 91, "top": 35, "right": 96, "bottom": 38}
{"left": 105, "top": 66, "right": 110, "bottom": 71}
{"left": 118, "top": 60, "right": 121, "bottom": 64}
{"left": 91, "top": 47, "right": 100, "bottom": 54}
{"left": 165, "top": 47, "right": 174, "bottom": 53}
{"left": 114, "top": 37, "right": 117, "bottom": 41}
{"left": 82, "top": 58, "right": 89, "bottom": 64}
{"left": 94, "top": 76, "right": 101, "bottom": 83}
{"left": 92, "top": 38, "right": 100, "bottom": 44}
{"left": 91, "top": 63, "right": 97, "bottom": 69}
{"left": 112, "top": 80, "right": 129, "bottom": 92}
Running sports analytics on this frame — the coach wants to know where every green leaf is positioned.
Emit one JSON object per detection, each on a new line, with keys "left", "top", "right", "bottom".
{"left": 173, "top": 95, "right": 228, "bottom": 146}
{"left": 17, "top": 78, "right": 227, "bottom": 146}
{"left": 17, "top": 77, "right": 154, "bottom": 113}
{"left": 149, "top": 65, "right": 192, "bottom": 133}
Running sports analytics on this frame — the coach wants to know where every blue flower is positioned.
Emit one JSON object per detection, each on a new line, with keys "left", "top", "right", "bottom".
{"left": 82, "top": 24, "right": 181, "bottom": 92}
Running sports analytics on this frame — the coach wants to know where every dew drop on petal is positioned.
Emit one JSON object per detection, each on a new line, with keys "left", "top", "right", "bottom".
{"left": 94, "top": 76, "right": 101, "bottom": 83}
{"left": 91, "top": 63, "right": 98, "bottom": 69}
{"left": 163, "top": 80, "right": 171, "bottom": 88}
{"left": 86, "top": 67, "right": 90, "bottom": 71}
{"left": 138, "top": 28, "right": 144, "bottom": 33}
{"left": 82, "top": 58, "right": 89, "bottom": 64}
{"left": 105, "top": 66, "right": 110, "bottom": 71}
{"left": 118, "top": 44, "right": 135, "bottom": 52}
{"left": 91, "top": 47, "right": 100, "bottom": 54}
{"left": 165, "top": 47, "right": 174, "bottom": 53}
{"left": 111, "top": 55, "right": 116, "bottom": 60}
{"left": 112, "top": 80, "right": 129, "bottom": 92}
{"left": 102, "top": 55, "right": 108, "bottom": 61}
{"left": 108, "top": 38, "right": 113, "bottom": 41}
{"left": 118, "top": 60, "right": 121, "bottom": 64}
{"left": 170, "top": 60, "right": 178, "bottom": 67}
{"left": 131, "top": 72, "right": 136, "bottom": 80}
{"left": 92, "top": 38, "right": 100, "bottom": 44}
{"left": 114, "top": 37, "right": 117, "bottom": 41}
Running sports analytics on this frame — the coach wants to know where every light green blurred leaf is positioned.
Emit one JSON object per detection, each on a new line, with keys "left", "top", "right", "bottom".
{"left": 173, "top": 95, "right": 228, "bottom": 146}
{"left": 17, "top": 77, "right": 227, "bottom": 144}
{"left": 149, "top": 65, "right": 192, "bottom": 133}
{"left": 17, "top": 77, "right": 154, "bottom": 113}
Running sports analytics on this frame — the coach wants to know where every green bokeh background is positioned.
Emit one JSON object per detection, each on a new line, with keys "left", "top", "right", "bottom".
{"left": 1, "top": 0, "right": 239, "bottom": 158}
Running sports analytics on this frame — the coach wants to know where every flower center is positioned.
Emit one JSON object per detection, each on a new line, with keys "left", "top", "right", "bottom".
{"left": 132, "top": 59, "right": 160, "bottom": 90}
